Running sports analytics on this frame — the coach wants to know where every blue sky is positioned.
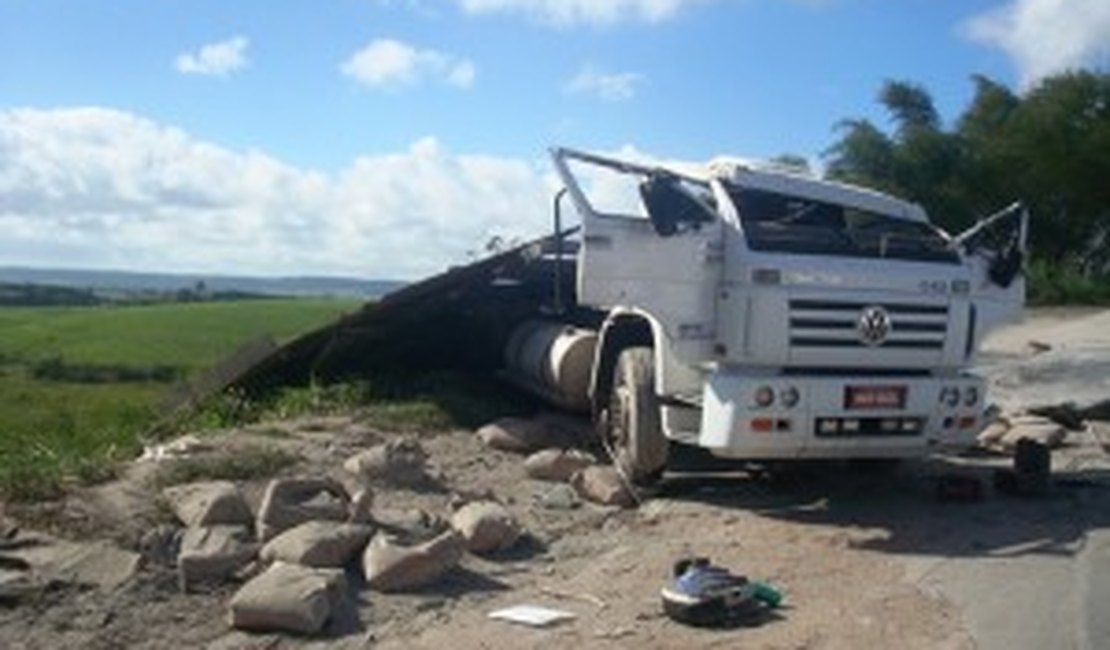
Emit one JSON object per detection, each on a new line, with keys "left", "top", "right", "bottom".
{"left": 1, "top": 0, "right": 1107, "bottom": 278}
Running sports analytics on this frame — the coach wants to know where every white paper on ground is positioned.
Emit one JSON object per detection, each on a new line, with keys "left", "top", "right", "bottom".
{"left": 487, "top": 604, "right": 576, "bottom": 627}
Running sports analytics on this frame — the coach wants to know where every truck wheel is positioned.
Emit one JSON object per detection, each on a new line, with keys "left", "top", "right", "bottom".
{"left": 607, "top": 347, "right": 668, "bottom": 485}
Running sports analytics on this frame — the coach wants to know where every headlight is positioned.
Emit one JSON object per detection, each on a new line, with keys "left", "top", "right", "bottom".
{"left": 780, "top": 386, "right": 800, "bottom": 408}
{"left": 964, "top": 386, "right": 979, "bottom": 407}
{"left": 754, "top": 386, "right": 775, "bottom": 408}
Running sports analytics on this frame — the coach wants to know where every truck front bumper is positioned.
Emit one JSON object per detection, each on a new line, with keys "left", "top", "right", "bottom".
{"left": 697, "top": 370, "right": 985, "bottom": 460}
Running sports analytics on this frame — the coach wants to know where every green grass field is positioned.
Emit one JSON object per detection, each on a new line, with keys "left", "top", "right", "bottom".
{"left": 0, "top": 299, "right": 359, "bottom": 499}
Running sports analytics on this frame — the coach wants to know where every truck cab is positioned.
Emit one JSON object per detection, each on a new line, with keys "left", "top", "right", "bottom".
{"left": 546, "top": 146, "right": 1027, "bottom": 482}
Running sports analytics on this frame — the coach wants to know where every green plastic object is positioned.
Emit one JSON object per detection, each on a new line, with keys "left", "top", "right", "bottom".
{"left": 750, "top": 582, "right": 783, "bottom": 608}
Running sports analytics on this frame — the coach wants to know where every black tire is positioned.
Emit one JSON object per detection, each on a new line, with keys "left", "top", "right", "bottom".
{"left": 607, "top": 346, "right": 668, "bottom": 485}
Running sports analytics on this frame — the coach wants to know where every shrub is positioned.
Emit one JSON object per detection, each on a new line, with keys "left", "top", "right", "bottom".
{"left": 1027, "top": 259, "right": 1110, "bottom": 306}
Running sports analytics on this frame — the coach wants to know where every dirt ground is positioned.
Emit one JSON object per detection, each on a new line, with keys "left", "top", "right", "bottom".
{"left": 1, "top": 308, "right": 1108, "bottom": 649}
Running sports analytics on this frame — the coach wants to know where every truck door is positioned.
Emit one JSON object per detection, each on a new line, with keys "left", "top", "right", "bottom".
{"left": 550, "top": 148, "right": 724, "bottom": 346}
{"left": 956, "top": 202, "right": 1029, "bottom": 334}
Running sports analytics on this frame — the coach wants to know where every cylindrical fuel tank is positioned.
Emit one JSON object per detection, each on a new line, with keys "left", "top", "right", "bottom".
{"left": 504, "top": 320, "right": 598, "bottom": 412}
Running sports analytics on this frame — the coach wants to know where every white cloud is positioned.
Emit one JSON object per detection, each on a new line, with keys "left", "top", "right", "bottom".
{"left": 964, "top": 0, "right": 1110, "bottom": 87}
{"left": 455, "top": 0, "right": 698, "bottom": 26}
{"left": 174, "top": 36, "right": 250, "bottom": 76}
{"left": 447, "top": 59, "right": 477, "bottom": 88}
{"left": 565, "top": 65, "right": 645, "bottom": 101}
{"left": 0, "top": 108, "right": 551, "bottom": 279}
{"left": 340, "top": 39, "right": 477, "bottom": 89}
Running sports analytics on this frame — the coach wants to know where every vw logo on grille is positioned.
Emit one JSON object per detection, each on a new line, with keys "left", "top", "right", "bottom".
{"left": 857, "top": 305, "right": 892, "bottom": 346}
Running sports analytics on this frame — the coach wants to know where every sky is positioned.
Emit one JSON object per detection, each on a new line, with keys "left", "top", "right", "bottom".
{"left": 1, "top": 0, "right": 1108, "bottom": 280}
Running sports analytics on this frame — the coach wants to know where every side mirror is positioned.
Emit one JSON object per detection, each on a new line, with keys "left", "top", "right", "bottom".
{"left": 639, "top": 172, "right": 712, "bottom": 238}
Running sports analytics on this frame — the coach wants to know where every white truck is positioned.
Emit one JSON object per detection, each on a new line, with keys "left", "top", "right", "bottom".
{"left": 502, "top": 146, "right": 1027, "bottom": 484}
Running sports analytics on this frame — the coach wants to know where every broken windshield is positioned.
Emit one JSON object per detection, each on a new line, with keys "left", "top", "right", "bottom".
{"left": 728, "top": 187, "right": 959, "bottom": 264}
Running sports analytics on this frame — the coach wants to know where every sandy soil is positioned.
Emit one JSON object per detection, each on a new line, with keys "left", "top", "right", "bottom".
{"left": 0, "top": 307, "right": 1107, "bottom": 649}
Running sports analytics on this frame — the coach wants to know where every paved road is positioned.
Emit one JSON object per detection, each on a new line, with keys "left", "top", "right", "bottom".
{"left": 923, "top": 309, "right": 1110, "bottom": 649}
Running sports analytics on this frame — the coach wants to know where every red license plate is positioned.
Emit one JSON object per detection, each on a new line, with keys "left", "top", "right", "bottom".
{"left": 844, "top": 385, "right": 906, "bottom": 410}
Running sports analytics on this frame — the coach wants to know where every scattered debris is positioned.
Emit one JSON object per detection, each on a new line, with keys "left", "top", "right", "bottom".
{"left": 259, "top": 521, "right": 374, "bottom": 569}
{"left": 372, "top": 507, "right": 450, "bottom": 540}
{"left": 570, "top": 466, "right": 635, "bottom": 508}
{"left": 994, "top": 437, "right": 1053, "bottom": 497}
{"left": 524, "top": 448, "right": 595, "bottom": 482}
{"left": 343, "top": 439, "right": 430, "bottom": 488}
{"left": 162, "top": 480, "right": 253, "bottom": 528}
{"left": 256, "top": 477, "right": 350, "bottom": 541}
{"left": 363, "top": 530, "right": 465, "bottom": 593}
{"left": 661, "top": 557, "right": 781, "bottom": 628}
{"left": 451, "top": 501, "right": 521, "bottom": 555}
{"left": 1000, "top": 416, "right": 1066, "bottom": 452}
{"left": 534, "top": 484, "right": 581, "bottom": 511}
{"left": 177, "top": 525, "right": 258, "bottom": 592}
{"left": 488, "top": 604, "right": 577, "bottom": 628}
{"left": 978, "top": 411, "right": 1069, "bottom": 453}
{"left": 1027, "top": 340, "right": 1052, "bottom": 354}
{"left": 138, "top": 524, "right": 183, "bottom": 567}
{"left": 977, "top": 418, "right": 1010, "bottom": 449}
{"left": 139, "top": 435, "right": 212, "bottom": 463}
{"left": 1027, "top": 402, "right": 1086, "bottom": 431}
{"left": 477, "top": 417, "right": 577, "bottom": 454}
{"left": 1081, "top": 398, "right": 1110, "bottom": 422}
{"left": 348, "top": 488, "right": 375, "bottom": 524}
{"left": 228, "top": 561, "right": 348, "bottom": 635}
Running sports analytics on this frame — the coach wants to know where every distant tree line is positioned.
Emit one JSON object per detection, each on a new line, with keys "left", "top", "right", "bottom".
{"left": 0, "top": 281, "right": 278, "bottom": 307}
{"left": 0, "top": 283, "right": 100, "bottom": 306}
{"left": 822, "top": 71, "right": 1110, "bottom": 302}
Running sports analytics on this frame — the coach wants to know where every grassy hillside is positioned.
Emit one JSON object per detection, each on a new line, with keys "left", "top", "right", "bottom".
{"left": 0, "top": 299, "right": 359, "bottom": 499}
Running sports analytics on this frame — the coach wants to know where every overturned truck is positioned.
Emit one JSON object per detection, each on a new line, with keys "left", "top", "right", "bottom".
{"left": 231, "top": 147, "right": 1028, "bottom": 485}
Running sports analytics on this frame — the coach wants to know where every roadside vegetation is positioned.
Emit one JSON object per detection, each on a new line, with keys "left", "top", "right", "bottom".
{"left": 0, "top": 299, "right": 357, "bottom": 500}
{"left": 191, "top": 370, "right": 531, "bottom": 437}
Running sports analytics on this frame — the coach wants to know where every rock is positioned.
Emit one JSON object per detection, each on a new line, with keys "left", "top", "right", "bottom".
{"left": 348, "top": 489, "right": 374, "bottom": 524}
{"left": 451, "top": 501, "right": 520, "bottom": 555}
{"left": 342, "top": 439, "right": 429, "bottom": 487}
{"left": 229, "top": 561, "right": 347, "bottom": 635}
{"left": 16, "top": 540, "right": 141, "bottom": 591}
{"left": 1027, "top": 402, "right": 1086, "bottom": 430}
{"left": 1027, "top": 339, "right": 1052, "bottom": 354}
{"left": 1082, "top": 398, "right": 1110, "bottom": 422}
{"left": 178, "top": 525, "right": 257, "bottom": 592}
{"left": 977, "top": 419, "right": 1011, "bottom": 448}
{"left": 476, "top": 417, "right": 578, "bottom": 453}
{"left": 260, "top": 521, "right": 374, "bottom": 568}
{"left": 570, "top": 466, "right": 635, "bottom": 508}
{"left": 256, "top": 477, "right": 350, "bottom": 541}
{"left": 372, "top": 508, "right": 449, "bottom": 541}
{"left": 363, "top": 530, "right": 464, "bottom": 592}
{"left": 1091, "top": 422, "right": 1110, "bottom": 452}
{"left": 162, "top": 481, "right": 253, "bottom": 528}
{"left": 535, "top": 483, "right": 580, "bottom": 511}
{"left": 0, "top": 572, "right": 37, "bottom": 605}
{"left": 1000, "top": 417, "right": 1066, "bottom": 451}
{"left": 139, "top": 524, "right": 183, "bottom": 566}
{"left": 524, "top": 448, "right": 594, "bottom": 482}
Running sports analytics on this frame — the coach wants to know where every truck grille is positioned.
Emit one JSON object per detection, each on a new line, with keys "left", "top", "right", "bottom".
{"left": 788, "top": 299, "right": 948, "bottom": 350}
